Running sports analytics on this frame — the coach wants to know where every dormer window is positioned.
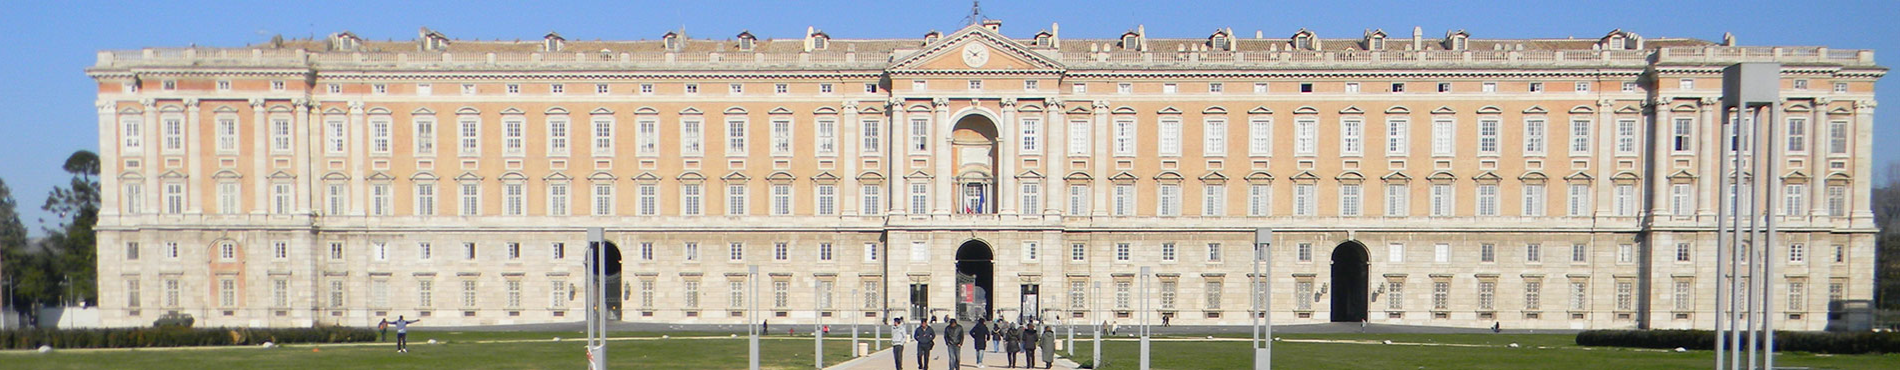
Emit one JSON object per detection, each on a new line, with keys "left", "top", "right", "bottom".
{"left": 331, "top": 32, "right": 361, "bottom": 52}
{"left": 736, "top": 31, "right": 756, "bottom": 51}
{"left": 1121, "top": 33, "right": 1141, "bottom": 50}
{"left": 663, "top": 32, "right": 682, "bottom": 52}
{"left": 1444, "top": 30, "right": 1470, "bottom": 51}
{"left": 1599, "top": 29, "right": 1641, "bottom": 50}
{"left": 923, "top": 31, "right": 941, "bottom": 45}
{"left": 1034, "top": 32, "right": 1051, "bottom": 47}
{"left": 1291, "top": 29, "right": 1318, "bottom": 51}
{"left": 418, "top": 27, "right": 449, "bottom": 52}
{"left": 1608, "top": 36, "right": 1626, "bottom": 50}
{"left": 1210, "top": 32, "right": 1231, "bottom": 51}
{"left": 811, "top": 33, "right": 829, "bottom": 50}
{"left": 543, "top": 32, "right": 565, "bottom": 52}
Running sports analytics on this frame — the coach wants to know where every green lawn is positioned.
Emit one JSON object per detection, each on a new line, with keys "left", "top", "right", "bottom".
{"left": 0, "top": 334, "right": 861, "bottom": 370}
{"left": 1068, "top": 338, "right": 1900, "bottom": 370}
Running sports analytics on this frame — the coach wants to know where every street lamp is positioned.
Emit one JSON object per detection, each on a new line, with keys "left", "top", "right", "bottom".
{"left": 1254, "top": 228, "right": 1273, "bottom": 370}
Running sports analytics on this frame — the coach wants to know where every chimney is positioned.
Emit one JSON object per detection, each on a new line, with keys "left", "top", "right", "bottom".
{"left": 1412, "top": 26, "right": 1423, "bottom": 50}
{"left": 981, "top": 19, "right": 1002, "bottom": 32}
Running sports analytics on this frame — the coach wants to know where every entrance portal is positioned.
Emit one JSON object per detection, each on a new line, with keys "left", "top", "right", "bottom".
{"left": 1330, "top": 242, "right": 1369, "bottom": 322}
{"left": 588, "top": 241, "right": 625, "bottom": 320}
{"left": 955, "top": 240, "right": 995, "bottom": 321}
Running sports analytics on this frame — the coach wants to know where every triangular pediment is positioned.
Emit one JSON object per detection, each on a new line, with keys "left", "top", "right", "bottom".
{"left": 890, "top": 24, "right": 1064, "bottom": 72}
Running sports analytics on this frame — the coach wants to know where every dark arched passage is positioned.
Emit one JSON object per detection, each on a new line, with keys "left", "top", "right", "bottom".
{"left": 1330, "top": 241, "right": 1369, "bottom": 322}
{"left": 955, "top": 240, "right": 995, "bottom": 321}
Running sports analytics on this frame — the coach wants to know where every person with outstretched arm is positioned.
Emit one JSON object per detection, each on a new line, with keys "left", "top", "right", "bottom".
{"left": 387, "top": 315, "right": 421, "bottom": 353}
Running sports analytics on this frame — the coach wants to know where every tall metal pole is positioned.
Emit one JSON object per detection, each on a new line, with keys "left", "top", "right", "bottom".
{"left": 1139, "top": 266, "right": 1151, "bottom": 370}
{"left": 749, "top": 265, "right": 760, "bottom": 370}
{"left": 1714, "top": 107, "right": 1731, "bottom": 370}
{"left": 815, "top": 280, "right": 824, "bottom": 369}
{"left": 1762, "top": 105, "right": 1781, "bottom": 370}
{"left": 1256, "top": 228, "right": 1273, "bottom": 370}
{"left": 851, "top": 288, "right": 860, "bottom": 357}
{"left": 1092, "top": 282, "right": 1101, "bottom": 368}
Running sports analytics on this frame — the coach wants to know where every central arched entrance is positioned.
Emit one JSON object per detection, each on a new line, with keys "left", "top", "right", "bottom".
{"left": 951, "top": 114, "right": 999, "bottom": 214}
{"left": 955, "top": 240, "right": 995, "bottom": 322}
{"left": 1330, "top": 241, "right": 1369, "bottom": 322}
{"left": 589, "top": 241, "right": 625, "bottom": 320}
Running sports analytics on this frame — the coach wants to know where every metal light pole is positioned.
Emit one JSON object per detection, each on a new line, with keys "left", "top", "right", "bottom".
{"left": 1092, "top": 281, "right": 1101, "bottom": 368}
{"left": 851, "top": 288, "right": 860, "bottom": 357}
{"left": 1255, "top": 228, "right": 1273, "bottom": 370}
{"left": 815, "top": 280, "right": 824, "bottom": 369}
{"left": 1139, "top": 266, "right": 1152, "bottom": 370}
{"left": 1716, "top": 62, "right": 1782, "bottom": 370}
{"left": 749, "top": 264, "right": 760, "bottom": 370}
{"left": 585, "top": 227, "right": 608, "bottom": 370}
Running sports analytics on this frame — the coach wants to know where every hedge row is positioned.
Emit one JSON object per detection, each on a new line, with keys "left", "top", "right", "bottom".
{"left": 1576, "top": 329, "right": 1900, "bottom": 355}
{"left": 0, "top": 326, "right": 375, "bottom": 350}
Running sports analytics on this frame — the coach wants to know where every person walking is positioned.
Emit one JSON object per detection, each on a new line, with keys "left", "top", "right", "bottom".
{"left": 377, "top": 318, "right": 389, "bottom": 342}
{"left": 1003, "top": 323, "right": 1020, "bottom": 368}
{"left": 970, "top": 316, "right": 990, "bottom": 368}
{"left": 944, "top": 319, "right": 965, "bottom": 369}
{"left": 990, "top": 319, "right": 1003, "bottom": 354}
{"left": 1021, "top": 323, "right": 1039, "bottom": 370}
{"left": 914, "top": 318, "right": 937, "bottom": 370}
{"left": 891, "top": 318, "right": 908, "bottom": 369}
{"left": 387, "top": 315, "right": 421, "bottom": 353}
{"left": 1038, "top": 326, "right": 1056, "bottom": 369}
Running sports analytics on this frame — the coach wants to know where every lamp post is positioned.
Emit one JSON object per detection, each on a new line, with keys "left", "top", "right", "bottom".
{"left": 749, "top": 264, "right": 760, "bottom": 370}
{"left": 851, "top": 288, "right": 860, "bottom": 357}
{"left": 584, "top": 227, "right": 608, "bottom": 370}
{"left": 815, "top": 280, "right": 824, "bottom": 369}
{"left": 1139, "top": 266, "right": 1152, "bottom": 370}
{"left": 1092, "top": 281, "right": 1101, "bottom": 368}
{"left": 1255, "top": 228, "right": 1273, "bottom": 370}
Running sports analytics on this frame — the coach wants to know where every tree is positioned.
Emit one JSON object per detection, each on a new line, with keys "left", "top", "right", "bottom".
{"left": 2, "top": 177, "right": 55, "bottom": 321}
{"left": 1875, "top": 163, "right": 1900, "bottom": 311}
{"left": 38, "top": 150, "right": 100, "bottom": 306}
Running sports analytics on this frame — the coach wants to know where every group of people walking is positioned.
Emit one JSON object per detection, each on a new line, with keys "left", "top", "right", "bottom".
{"left": 890, "top": 315, "right": 1055, "bottom": 369}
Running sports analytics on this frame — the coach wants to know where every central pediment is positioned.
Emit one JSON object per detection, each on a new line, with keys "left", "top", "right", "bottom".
{"left": 889, "top": 24, "right": 1063, "bottom": 73}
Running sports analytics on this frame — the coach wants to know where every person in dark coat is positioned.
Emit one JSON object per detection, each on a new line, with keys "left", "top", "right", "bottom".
{"left": 970, "top": 318, "right": 990, "bottom": 366}
{"left": 1039, "top": 326, "right": 1057, "bottom": 369}
{"left": 1003, "top": 323, "right": 1021, "bottom": 368}
{"left": 914, "top": 320, "right": 937, "bottom": 370}
{"left": 944, "top": 320, "right": 965, "bottom": 369}
{"left": 1021, "top": 323, "right": 1039, "bottom": 369}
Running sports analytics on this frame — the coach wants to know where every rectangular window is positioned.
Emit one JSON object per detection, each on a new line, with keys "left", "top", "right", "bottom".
{"left": 1202, "top": 118, "right": 1227, "bottom": 156}
{"left": 1670, "top": 184, "right": 1694, "bottom": 216}
{"left": 1672, "top": 117, "right": 1694, "bottom": 152}
{"left": 1429, "top": 184, "right": 1454, "bottom": 216}
{"left": 1382, "top": 118, "right": 1409, "bottom": 156}
{"left": 729, "top": 281, "right": 745, "bottom": 308}
{"left": 1068, "top": 184, "right": 1089, "bottom": 215}
{"left": 503, "top": 183, "right": 525, "bottom": 216}
{"left": 1526, "top": 244, "right": 1542, "bottom": 263}
{"left": 769, "top": 118, "right": 792, "bottom": 155}
{"left": 1476, "top": 184, "right": 1499, "bottom": 216}
{"left": 1157, "top": 184, "right": 1180, "bottom": 216}
{"left": 1294, "top": 117, "right": 1318, "bottom": 156}
{"left": 458, "top": 116, "right": 481, "bottom": 155}
{"left": 1020, "top": 117, "right": 1041, "bottom": 153}
{"left": 773, "top": 242, "right": 788, "bottom": 261}
{"left": 770, "top": 184, "right": 792, "bottom": 216}
{"left": 635, "top": 117, "right": 659, "bottom": 155}
{"left": 1249, "top": 184, "right": 1272, "bottom": 217}
{"left": 1295, "top": 281, "right": 1314, "bottom": 310}
{"left": 120, "top": 116, "right": 143, "bottom": 152}
{"left": 1673, "top": 280, "right": 1694, "bottom": 311}
{"left": 1248, "top": 117, "right": 1272, "bottom": 156}
{"left": 463, "top": 242, "right": 477, "bottom": 260}
{"left": 1480, "top": 243, "right": 1496, "bottom": 262}
{"left": 1115, "top": 243, "right": 1131, "bottom": 262}
{"left": 861, "top": 185, "right": 880, "bottom": 215}
{"left": 1345, "top": 82, "right": 1361, "bottom": 93}
{"left": 1113, "top": 118, "right": 1136, "bottom": 156}
{"left": 909, "top": 182, "right": 928, "bottom": 214}
{"left": 1570, "top": 282, "right": 1588, "bottom": 311}
{"left": 730, "top": 242, "right": 744, "bottom": 261}
{"left": 553, "top": 242, "right": 566, "bottom": 260}
{"left": 861, "top": 118, "right": 881, "bottom": 154}
{"left": 1020, "top": 183, "right": 1040, "bottom": 214}
{"left": 1340, "top": 118, "right": 1363, "bottom": 156}
{"left": 1024, "top": 80, "right": 1039, "bottom": 91}
{"left": 819, "top": 242, "right": 834, "bottom": 261}
{"left": 1297, "top": 243, "right": 1312, "bottom": 262}
{"left": 864, "top": 243, "right": 879, "bottom": 262}
{"left": 592, "top": 183, "right": 614, "bottom": 216}
{"left": 910, "top": 118, "right": 930, "bottom": 152}
{"left": 1389, "top": 243, "right": 1405, "bottom": 263}
{"left": 1789, "top": 243, "right": 1806, "bottom": 263}
{"left": 1158, "top": 118, "right": 1181, "bottom": 156}
{"left": 1431, "top": 118, "right": 1455, "bottom": 156}
{"left": 1611, "top": 184, "right": 1635, "bottom": 216}
{"left": 1828, "top": 120, "right": 1849, "bottom": 154}
{"left": 1386, "top": 281, "right": 1403, "bottom": 309}
{"left": 271, "top": 117, "right": 293, "bottom": 152}
{"left": 1479, "top": 281, "right": 1497, "bottom": 310}
{"left": 1529, "top": 82, "right": 1545, "bottom": 93}
{"left": 1339, "top": 184, "right": 1361, "bottom": 217}
{"left": 163, "top": 116, "right": 187, "bottom": 153}
{"left": 1293, "top": 184, "right": 1316, "bottom": 216}
{"left": 728, "top": 184, "right": 747, "bottom": 215}
{"left": 680, "top": 117, "right": 703, "bottom": 156}
{"left": 547, "top": 183, "right": 570, "bottom": 216}
{"left": 1784, "top": 184, "right": 1807, "bottom": 215}
{"left": 727, "top": 118, "right": 748, "bottom": 154}
{"left": 1113, "top": 184, "right": 1134, "bottom": 216}
{"left": 638, "top": 184, "right": 658, "bottom": 216}
{"left": 1203, "top": 184, "right": 1226, "bottom": 216}
{"left": 1023, "top": 241, "right": 1040, "bottom": 261}
{"left": 772, "top": 281, "right": 789, "bottom": 308}
{"left": 1477, "top": 118, "right": 1500, "bottom": 155}
{"left": 1434, "top": 243, "right": 1450, "bottom": 263}
{"left": 1522, "top": 184, "right": 1546, "bottom": 217}
{"left": 1524, "top": 282, "right": 1541, "bottom": 311}
{"left": 1675, "top": 243, "right": 1692, "bottom": 262}
{"left": 1617, "top": 244, "right": 1634, "bottom": 264}
{"left": 815, "top": 118, "right": 837, "bottom": 155}
{"left": 816, "top": 184, "right": 837, "bottom": 216}
{"left": 410, "top": 116, "right": 436, "bottom": 155}
{"left": 501, "top": 117, "right": 525, "bottom": 155}
{"left": 1567, "top": 184, "right": 1590, "bottom": 217}
{"left": 1827, "top": 185, "right": 1848, "bottom": 217}
{"left": 1116, "top": 281, "right": 1133, "bottom": 309}
{"left": 1432, "top": 281, "right": 1450, "bottom": 310}
{"left": 1071, "top": 243, "right": 1087, "bottom": 262}
{"left": 164, "top": 183, "right": 186, "bottom": 214}
{"left": 1572, "top": 244, "right": 1588, "bottom": 263}
{"left": 1784, "top": 117, "right": 1808, "bottom": 152}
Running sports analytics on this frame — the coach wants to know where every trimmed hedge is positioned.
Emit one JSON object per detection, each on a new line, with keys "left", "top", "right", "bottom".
{"left": 0, "top": 326, "right": 375, "bottom": 350}
{"left": 1576, "top": 329, "right": 1900, "bottom": 355}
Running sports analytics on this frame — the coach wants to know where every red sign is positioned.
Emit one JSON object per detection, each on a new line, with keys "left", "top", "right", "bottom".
{"left": 960, "top": 283, "right": 974, "bottom": 303}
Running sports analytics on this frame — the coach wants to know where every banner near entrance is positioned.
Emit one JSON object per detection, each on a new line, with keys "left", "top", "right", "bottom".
{"left": 1019, "top": 284, "right": 1040, "bottom": 322}
{"left": 957, "top": 272, "right": 980, "bottom": 321}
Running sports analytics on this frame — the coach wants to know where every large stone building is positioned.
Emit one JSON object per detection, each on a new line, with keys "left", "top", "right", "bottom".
{"left": 87, "top": 21, "right": 1881, "bottom": 330}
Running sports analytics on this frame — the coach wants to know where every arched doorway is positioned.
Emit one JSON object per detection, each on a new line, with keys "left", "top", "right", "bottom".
{"left": 589, "top": 241, "right": 624, "bottom": 320}
{"left": 952, "top": 114, "right": 999, "bottom": 214}
{"left": 1330, "top": 242, "right": 1369, "bottom": 322}
{"left": 955, "top": 240, "right": 995, "bottom": 322}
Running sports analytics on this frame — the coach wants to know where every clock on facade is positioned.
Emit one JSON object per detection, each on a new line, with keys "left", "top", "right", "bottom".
{"left": 961, "top": 43, "right": 989, "bottom": 68}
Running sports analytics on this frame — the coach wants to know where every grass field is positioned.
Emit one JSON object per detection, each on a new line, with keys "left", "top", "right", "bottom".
{"left": 0, "top": 331, "right": 861, "bottom": 370}
{"left": 5, "top": 331, "right": 1897, "bottom": 369}
{"left": 1067, "top": 334, "right": 1900, "bottom": 370}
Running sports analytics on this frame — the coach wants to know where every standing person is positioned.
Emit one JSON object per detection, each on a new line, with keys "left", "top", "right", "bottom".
{"left": 388, "top": 315, "right": 421, "bottom": 353}
{"left": 970, "top": 316, "right": 990, "bottom": 368}
{"left": 377, "top": 318, "right": 389, "bottom": 342}
{"left": 1162, "top": 313, "right": 1170, "bottom": 327}
{"left": 891, "top": 318, "right": 908, "bottom": 370}
{"left": 944, "top": 319, "right": 965, "bottom": 369}
{"left": 1003, "top": 323, "right": 1020, "bottom": 368}
{"left": 990, "top": 319, "right": 1003, "bottom": 353}
{"left": 1038, "top": 326, "right": 1056, "bottom": 369}
{"left": 763, "top": 320, "right": 770, "bottom": 336}
{"left": 1021, "top": 323, "right": 1039, "bottom": 370}
{"left": 914, "top": 318, "right": 937, "bottom": 370}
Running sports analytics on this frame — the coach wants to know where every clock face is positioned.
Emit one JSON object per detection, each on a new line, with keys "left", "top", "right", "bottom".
{"left": 961, "top": 44, "right": 990, "bottom": 68}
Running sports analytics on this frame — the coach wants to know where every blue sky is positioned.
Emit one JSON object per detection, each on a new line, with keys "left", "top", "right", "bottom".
{"left": 0, "top": 0, "right": 1892, "bottom": 235}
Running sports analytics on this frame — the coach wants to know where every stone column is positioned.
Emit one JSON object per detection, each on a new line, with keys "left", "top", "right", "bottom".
{"left": 184, "top": 98, "right": 203, "bottom": 214}
{"left": 841, "top": 101, "right": 861, "bottom": 216}
{"left": 1092, "top": 100, "right": 1110, "bottom": 217}
{"left": 1808, "top": 98, "right": 1829, "bottom": 219}
{"left": 250, "top": 98, "right": 269, "bottom": 214}
{"left": 1850, "top": 100, "right": 1875, "bottom": 226}
{"left": 294, "top": 98, "right": 312, "bottom": 214}
{"left": 1045, "top": 100, "right": 1066, "bottom": 216}
{"left": 932, "top": 98, "right": 952, "bottom": 215}
{"left": 141, "top": 98, "right": 159, "bottom": 217}
{"left": 97, "top": 100, "right": 120, "bottom": 217}
{"left": 999, "top": 98, "right": 1019, "bottom": 216}
{"left": 349, "top": 101, "right": 367, "bottom": 217}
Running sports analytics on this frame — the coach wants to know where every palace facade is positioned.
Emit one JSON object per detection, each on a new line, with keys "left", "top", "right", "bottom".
{"left": 88, "top": 21, "right": 1882, "bottom": 330}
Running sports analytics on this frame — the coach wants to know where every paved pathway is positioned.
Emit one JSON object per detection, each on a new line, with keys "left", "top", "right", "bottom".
{"left": 827, "top": 339, "right": 1082, "bottom": 370}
